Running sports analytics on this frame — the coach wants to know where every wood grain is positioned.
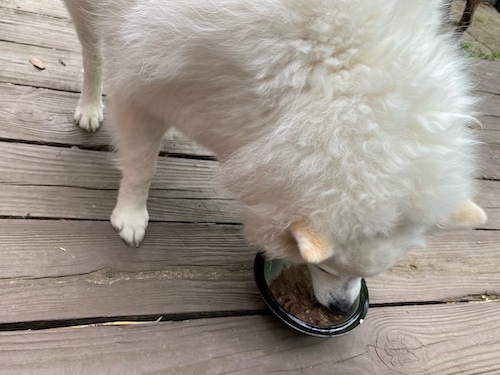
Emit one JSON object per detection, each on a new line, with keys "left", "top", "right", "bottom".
{"left": 476, "top": 179, "right": 500, "bottom": 229}
{"left": 0, "top": 0, "right": 70, "bottom": 19}
{"left": 479, "top": 143, "right": 500, "bottom": 180}
{"left": 479, "top": 92, "right": 500, "bottom": 117}
{"left": 0, "top": 221, "right": 253, "bottom": 279}
{"left": 477, "top": 92, "right": 500, "bottom": 179}
{"left": 0, "top": 40, "right": 82, "bottom": 91}
{"left": 0, "top": 220, "right": 262, "bottom": 323}
{"left": 0, "top": 142, "right": 222, "bottom": 191}
{"left": 368, "top": 229, "right": 500, "bottom": 303}
{"left": 1, "top": 180, "right": 497, "bottom": 227}
{"left": 0, "top": 83, "right": 212, "bottom": 156}
{"left": 0, "top": 140, "right": 496, "bottom": 226}
{"left": 475, "top": 60, "right": 500, "bottom": 95}
{"left": 0, "top": 220, "right": 497, "bottom": 323}
{"left": 0, "top": 6, "right": 76, "bottom": 51}
{"left": 0, "top": 184, "right": 240, "bottom": 223}
{"left": 0, "top": 269, "right": 262, "bottom": 324}
{"left": 0, "top": 302, "right": 498, "bottom": 375}
{"left": 479, "top": 118, "right": 500, "bottom": 144}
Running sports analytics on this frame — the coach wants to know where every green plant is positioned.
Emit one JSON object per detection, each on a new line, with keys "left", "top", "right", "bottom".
{"left": 461, "top": 41, "right": 500, "bottom": 61}
{"left": 461, "top": 41, "right": 474, "bottom": 51}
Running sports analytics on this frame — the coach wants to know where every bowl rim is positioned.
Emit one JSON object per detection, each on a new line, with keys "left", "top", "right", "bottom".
{"left": 254, "top": 252, "right": 369, "bottom": 338}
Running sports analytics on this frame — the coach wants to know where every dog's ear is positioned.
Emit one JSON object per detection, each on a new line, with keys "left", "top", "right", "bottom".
{"left": 289, "top": 222, "right": 333, "bottom": 263}
{"left": 446, "top": 200, "right": 487, "bottom": 228}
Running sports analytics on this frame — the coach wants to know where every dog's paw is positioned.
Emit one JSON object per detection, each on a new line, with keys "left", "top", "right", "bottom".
{"left": 74, "top": 100, "right": 103, "bottom": 132}
{"left": 110, "top": 205, "right": 149, "bottom": 247}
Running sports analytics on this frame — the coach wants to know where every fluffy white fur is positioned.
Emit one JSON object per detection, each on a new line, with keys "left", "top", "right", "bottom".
{"left": 64, "top": 0, "right": 486, "bottom": 312}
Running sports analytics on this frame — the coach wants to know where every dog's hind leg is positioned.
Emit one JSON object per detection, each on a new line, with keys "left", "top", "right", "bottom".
{"left": 64, "top": 0, "right": 103, "bottom": 132}
{"left": 108, "top": 96, "right": 168, "bottom": 247}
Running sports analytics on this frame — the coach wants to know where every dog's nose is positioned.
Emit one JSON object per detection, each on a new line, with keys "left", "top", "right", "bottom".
{"left": 329, "top": 302, "right": 353, "bottom": 316}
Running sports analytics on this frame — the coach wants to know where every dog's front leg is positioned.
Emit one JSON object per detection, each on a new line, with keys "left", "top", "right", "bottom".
{"left": 108, "top": 96, "right": 168, "bottom": 246}
{"left": 64, "top": 0, "right": 103, "bottom": 132}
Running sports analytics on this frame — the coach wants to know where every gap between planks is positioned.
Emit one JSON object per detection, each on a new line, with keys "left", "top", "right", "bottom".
{"left": 0, "top": 297, "right": 496, "bottom": 333}
{"left": 0, "top": 302, "right": 499, "bottom": 375}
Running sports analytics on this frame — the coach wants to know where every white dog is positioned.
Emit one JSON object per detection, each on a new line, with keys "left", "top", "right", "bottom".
{"left": 64, "top": 0, "right": 486, "bottom": 314}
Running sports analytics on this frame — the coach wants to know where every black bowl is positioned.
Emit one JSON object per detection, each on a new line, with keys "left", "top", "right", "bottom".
{"left": 254, "top": 252, "right": 369, "bottom": 338}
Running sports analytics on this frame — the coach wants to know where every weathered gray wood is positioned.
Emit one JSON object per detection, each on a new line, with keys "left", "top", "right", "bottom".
{"left": 368, "top": 229, "right": 500, "bottom": 303}
{"left": 0, "top": 221, "right": 253, "bottom": 279}
{"left": 0, "top": 40, "right": 82, "bottom": 91}
{"left": 0, "top": 0, "right": 70, "bottom": 19}
{"left": 0, "top": 6, "right": 76, "bottom": 51}
{"left": 0, "top": 272, "right": 261, "bottom": 324}
{"left": 0, "top": 83, "right": 212, "bottom": 156}
{"left": 480, "top": 117, "right": 500, "bottom": 144}
{"left": 0, "top": 139, "right": 495, "bottom": 225}
{"left": 0, "top": 220, "right": 497, "bottom": 323}
{"left": 0, "top": 184, "right": 240, "bottom": 223}
{"left": 476, "top": 91, "right": 500, "bottom": 180}
{"left": 0, "top": 142, "right": 222, "bottom": 191}
{"left": 478, "top": 92, "right": 500, "bottom": 117}
{"left": 0, "top": 220, "right": 261, "bottom": 323}
{"left": 476, "top": 179, "right": 500, "bottom": 229}
{"left": 0, "top": 302, "right": 498, "bottom": 375}
{"left": 475, "top": 60, "right": 500, "bottom": 95}
{"left": 1, "top": 179, "right": 497, "bottom": 227}
{"left": 0, "top": 220, "right": 496, "bottom": 288}
{"left": 479, "top": 143, "right": 500, "bottom": 180}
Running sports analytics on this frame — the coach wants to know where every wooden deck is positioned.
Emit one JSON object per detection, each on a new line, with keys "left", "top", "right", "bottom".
{"left": 0, "top": 1, "right": 499, "bottom": 373}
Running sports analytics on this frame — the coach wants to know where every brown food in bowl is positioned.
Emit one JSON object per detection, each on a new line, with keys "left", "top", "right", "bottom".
{"left": 269, "top": 265, "right": 342, "bottom": 326}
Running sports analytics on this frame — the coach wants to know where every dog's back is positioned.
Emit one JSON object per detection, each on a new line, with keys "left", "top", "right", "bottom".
{"left": 64, "top": 0, "right": 486, "bottom": 309}
{"left": 69, "top": 0, "right": 482, "bottom": 243}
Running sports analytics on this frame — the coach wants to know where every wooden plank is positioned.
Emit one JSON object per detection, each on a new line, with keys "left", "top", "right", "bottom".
{"left": 0, "top": 6, "right": 76, "bottom": 51}
{"left": 0, "top": 220, "right": 261, "bottom": 323}
{"left": 479, "top": 117, "right": 500, "bottom": 144}
{"left": 0, "top": 221, "right": 252, "bottom": 279}
{"left": 479, "top": 143, "right": 500, "bottom": 180}
{"left": 478, "top": 91, "right": 500, "bottom": 117}
{"left": 0, "top": 140, "right": 495, "bottom": 202}
{"left": 368, "top": 229, "right": 500, "bottom": 303}
{"left": 474, "top": 60, "right": 500, "bottom": 95}
{"left": 0, "top": 141, "right": 496, "bottom": 226}
{"left": 0, "top": 273, "right": 261, "bottom": 324}
{"left": 0, "top": 83, "right": 211, "bottom": 156}
{"left": 0, "top": 142, "right": 222, "bottom": 191}
{"left": 476, "top": 179, "right": 500, "bottom": 229}
{"left": 477, "top": 96, "right": 500, "bottom": 179}
{"left": 0, "top": 0, "right": 69, "bottom": 19}
{"left": 0, "top": 220, "right": 497, "bottom": 322}
{"left": 0, "top": 179, "right": 497, "bottom": 227}
{"left": 0, "top": 302, "right": 498, "bottom": 375}
{"left": 482, "top": 115, "right": 500, "bottom": 132}
{"left": 0, "top": 40, "right": 81, "bottom": 91}
{"left": 0, "top": 184, "right": 240, "bottom": 223}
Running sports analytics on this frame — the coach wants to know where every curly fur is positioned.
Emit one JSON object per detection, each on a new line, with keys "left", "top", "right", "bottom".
{"left": 64, "top": 0, "right": 486, "bottom": 311}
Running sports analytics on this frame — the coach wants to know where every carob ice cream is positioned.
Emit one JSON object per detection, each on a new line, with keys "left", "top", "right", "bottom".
{"left": 269, "top": 264, "right": 342, "bottom": 326}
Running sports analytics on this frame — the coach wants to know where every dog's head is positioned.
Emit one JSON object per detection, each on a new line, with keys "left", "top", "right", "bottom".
{"left": 242, "top": 199, "right": 486, "bottom": 313}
